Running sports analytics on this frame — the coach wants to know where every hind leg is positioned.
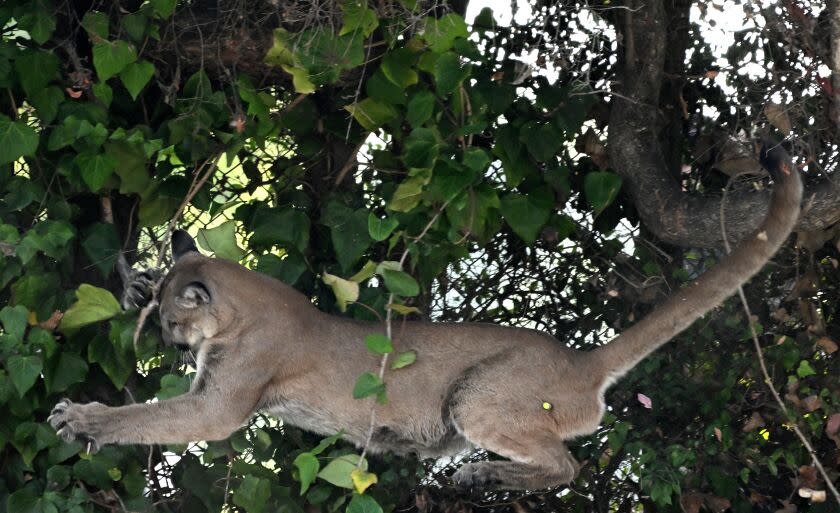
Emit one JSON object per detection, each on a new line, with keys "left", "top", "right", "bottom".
{"left": 450, "top": 404, "right": 580, "bottom": 490}
{"left": 452, "top": 441, "right": 579, "bottom": 490}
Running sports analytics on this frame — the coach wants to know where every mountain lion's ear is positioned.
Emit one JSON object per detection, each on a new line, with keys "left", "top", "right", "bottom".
{"left": 172, "top": 230, "right": 198, "bottom": 261}
{"left": 175, "top": 282, "right": 211, "bottom": 309}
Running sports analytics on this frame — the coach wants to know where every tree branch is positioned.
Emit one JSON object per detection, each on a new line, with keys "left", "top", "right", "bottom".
{"left": 607, "top": 0, "right": 840, "bottom": 249}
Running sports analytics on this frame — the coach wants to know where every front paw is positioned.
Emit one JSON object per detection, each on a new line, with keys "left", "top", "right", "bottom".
{"left": 122, "top": 268, "right": 161, "bottom": 310}
{"left": 452, "top": 463, "right": 500, "bottom": 491}
{"left": 48, "top": 399, "right": 107, "bottom": 452}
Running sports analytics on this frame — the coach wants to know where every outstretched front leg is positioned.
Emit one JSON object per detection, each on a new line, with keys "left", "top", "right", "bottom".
{"left": 49, "top": 386, "right": 260, "bottom": 452}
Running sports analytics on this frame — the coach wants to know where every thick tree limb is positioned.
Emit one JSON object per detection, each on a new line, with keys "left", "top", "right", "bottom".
{"left": 608, "top": 0, "right": 840, "bottom": 249}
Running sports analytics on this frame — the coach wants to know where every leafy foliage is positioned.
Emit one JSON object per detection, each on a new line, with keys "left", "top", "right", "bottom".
{"left": 0, "top": 0, "right": 837, "bottom": 512}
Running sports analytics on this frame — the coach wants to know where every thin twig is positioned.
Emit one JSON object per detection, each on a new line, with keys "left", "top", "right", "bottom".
{"left": 720, "top": 181, "right": 840, "bottom": 506}
{"left": 357, "top": 199, "right": 451, "bottom": 466}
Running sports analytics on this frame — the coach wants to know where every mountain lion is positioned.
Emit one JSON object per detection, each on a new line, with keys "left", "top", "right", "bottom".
{"left": 49, "top": 143, "right": 802, "bottom": 490}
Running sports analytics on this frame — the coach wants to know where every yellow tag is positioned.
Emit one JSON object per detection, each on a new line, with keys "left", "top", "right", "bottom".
{"left": 27, "top": 310, "right": 38, "bottom": 326}
{"left": 351, "top": 468, "right": 378, "bottom": 494}
{"left": 542, "top": 401, "right": 553, "bottom": 411}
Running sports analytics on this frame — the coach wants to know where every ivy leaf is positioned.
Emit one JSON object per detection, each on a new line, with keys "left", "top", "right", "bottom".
{"left": 120, "top": 60, "right": 155, "bottom": 100}
{"left": 233, "top": 475, "right": 271, "bottom": 513}
{"left": 81, "top": 11, "right": 109, "bottom": 39}
{"left": 8, "top": 355, "right": 43, "bottom": 397}
{"left": 82, "top": 223, "right": 121, "bottom": 278}
{"left": 150, "top": 0, "right": 178, "bottom": 18}
{"left": 423, "top": 14, "right": 468, "bottom": 53}
{"left": 500, "top": 190, "right": 554, "bottom": 245}
{"left": 583, "top": 171, "right": 622, "bottom": 216}
{"left": 347, "top": 493, "right": 383, "bottom": 513}
{"left": 364, "top": 334, "right": 393, "bottom": 355}
{"left": 197, "top": 220, "right": 245, "bottom": 262}
{"left": 323, "top": 204, "right": 371, "bottom": 271}
{"left": 519, "top": 122, "right": 562, "bottom": 162}
{"left": 350, "top": 469, "right": 379, "bottom": 495}
{"left": 317, "top": 454, "right": 366, "bottom": 489}
{"left": 257, "top": 251, "right": 307, "bottom": 286}
{"left": 381, "top": 269, "right": 420, "bottom": 297}
{"left": 345, "top": 98, "right": 398, "bottom": 131}
{"left": 75, "top": 152, "right": 118, "bottom": 192}
{"left": 0, "top": 304, "right": 29, "bottom": 341}
{"left": 58, "top": 284, "right": 122, "bottom": 333}
{"left": 381, "top": 49, "right": 418, "bottom": 88}
{"left": 367, "top": 213, "right": 398, "bottom": 242}
{"left": 322, "top": 272, "right": 359, "bottom": 312}
{"left": 434, "top": 52, "right": 471, "bottom": 95}
{"left": 391, "top": 350, "right": 417, "bottom": 369}
{"left": 44, "top": 352, "right": 88, "bottom": 394}
{"left": 293, "top": 452, "right": 319, "bottom": 495}
{"left": 30, "top": 86, "right": 64, "bottom": 124}
{"left": 340, "top": 0, "right": 379, "bottom": 37}
{"left": 388, "top": 177, "right": 425, "bottom": 212}
{"left": 462, "top": 147, "right": 491, "bottom": 173}
{"left": 0, "top": 115, "right": 39, "bottom": 165}
{"left": 797, "top": 360, "right": 816, "bottom": 378}
{"left": 353, "top": 372, "right": 385, "bottom": 399}
{"left": 406, "top": 90, "right": 435, "bottom": 128}
{"left": 92, "top": 40, "right": 137, "bottom": 81}
{"left": 14, "top": 50, "right": 59, "bottom": 97}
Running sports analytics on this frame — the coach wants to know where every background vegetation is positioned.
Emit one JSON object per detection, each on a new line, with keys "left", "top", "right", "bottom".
{"left": 0, "top": 0, "right": 838, "bottom": 511}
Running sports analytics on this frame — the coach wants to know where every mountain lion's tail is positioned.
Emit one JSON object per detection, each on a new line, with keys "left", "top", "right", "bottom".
{"left": 591, "top": 142, "right": 802, "bottom": 384}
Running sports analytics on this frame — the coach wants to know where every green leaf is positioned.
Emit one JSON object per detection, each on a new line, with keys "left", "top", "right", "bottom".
{"left": 233, "top": 475, "right": 271, "bottom": 513}
{"left": 8, "top": 355, "right": 43, "bottom": 397}
{"left": 59, "top": 284, "right": 122, "bottom": 333}
{"left": 423, "top": 14, "right": 468, "bottom": 52}
{"left": 347, "top": 494, "right": 383, "bottom": 513}
{"left": 519, "top": 122, "right": 562, "bottom": 162}
{"left": 500, "top": 190, "right": 554, "bottom": 245}
{"left": 6, "top": 488, "right": 42, "bottom": 513}
{"left": 82, "top": 223, "right": 121, "bottom": 278}
{"left": 0, "top": 115, "right": 39, "bottom": 165}
{"left": 434, "top": 52, "right": 470, "bottom": 95}
{"left": 44, "top": 352, "right": 88, "bottom": 394}
{"left": 797, "top": 360, "right": 816, "bottom": 378}
{"left": 16, "top": 220, "right": 75, "bottom": 265}
{"left": 15, "top": 50, "right": 60, "bottom": 97}
{"left": 367, "top": 213, "right": 398, "bottom": 242}
{"left": 150, "top": 0, "right": 178, "bottom": 18}
{"left": 0, "top": 304, "right": 29, "bottom": 341}
{"left": 388, "top": 177, "right": 426, "bottom": 212}
{"left": 120, "top": 60, "right": 155, "bottom": 100}
{"left": 340, "top": 0, "right": 379, "bottom": 37}
{"left": 317, "top": 454, "right": 366, "bottom": 489}
{"left": 257, "top": 251, "right": 307, "bottom": 285}
{"left": 89, "top": 321, "right": 135, "bottom": 390}
{"left": 92, "top": 82, "right": 113, "bottom": 107}
{"left": 310, "top": 432, "right": 344, "bottom": 455}
{"left": 381, "top": 269, "right": 420, "bottom": 297}
{"left": 353, "top": 372, "right": 385, "bottom": 399}
{"left": 403, "top": 127, "right": 438, "bottom": 169}
{"left": 324, "top": 204, "right": 371, "bottom": 271}
{"left": 157, "top": 373, "right": 191, "bottom": 400}
{"left": 251, "top": 207, "right": 310, "bottom": 252}
{"left": 364, "top": 334, "right": 393, "bottom": 355}
{"left": 19, "top": 8, "right": 56, "bottom": 44}
{"left": 197, "top": 220, "right": 245, "bottom": 261}
{"left": 293, "top": 452, "right": 319, "bottom": 495}
{"left": 81, "top": 11, "right": 109, "bottom": 39}
{"left": 75, "top": 152, "right": 118, "bottom": 192}
{"left": 381, "top": 49, "right": 418, "bottom": 88}
{"left": 407, "top": 90, "right": 435, "bottom": 128}
{"left": 345, "top": 98, "right": 398, "bottom": 131}
{"left": 322, "top": 272, "right": 359, "bottom": 312}
{"left": 583, "top": 171, "right": 622, "bottom": 216}
{"left": 462, "top": 147, "right": 491, "bottom": 173}
{"left": 30, "top": 86, "right": 64, "bottom": 124}
{"left": 105, "top": 139, "right": 150, "bottom": 194}
{"left": 92, "top": 40, "right": 137, "bottom": 81}
{"left": 391, "top": 350, "right": 416, "bottom": 369}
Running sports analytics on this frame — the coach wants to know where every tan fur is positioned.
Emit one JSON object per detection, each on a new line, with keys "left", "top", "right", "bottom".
{"left": 49, "top": 145, "right": 802, "bottom": 491}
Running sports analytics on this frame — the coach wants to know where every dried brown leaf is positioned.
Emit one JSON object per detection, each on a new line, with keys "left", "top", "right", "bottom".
{"left": 798, "top": 465, "right": 820, "bottom": 488}
{"left": 801, "top": 395, "right": 822, "bottom": 413}
{"left": 816, "top": 337, "right": 838, "bottom": 354}
{"left": 742, "top": 412, "right": 766, "bottom": 432}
